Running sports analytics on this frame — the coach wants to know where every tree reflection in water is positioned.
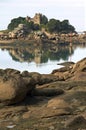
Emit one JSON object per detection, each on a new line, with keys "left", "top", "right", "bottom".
{"left": 4, "top": 43, "right": 75, "bottom": 64}
{"left": 0, "top": 42, "right": 86, "bottom": 72}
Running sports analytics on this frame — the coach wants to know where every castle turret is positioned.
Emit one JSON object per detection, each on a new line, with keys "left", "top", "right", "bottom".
{"left": 33, "top": 13, "right": 42, "bottom": 25}
{"left": 25, "top": 13, "right": 42, "bottom": 25}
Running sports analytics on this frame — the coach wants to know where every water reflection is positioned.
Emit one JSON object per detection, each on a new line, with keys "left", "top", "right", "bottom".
{"left": 2, "top": 44, "right": 74, "bottom": 64}
{"left": 0, "top": 42, "right": 86, "bottom": 73}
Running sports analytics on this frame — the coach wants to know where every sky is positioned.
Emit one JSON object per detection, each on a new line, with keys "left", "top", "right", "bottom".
{"left": 0, "top": 0, "right": 86, "bottom": 32}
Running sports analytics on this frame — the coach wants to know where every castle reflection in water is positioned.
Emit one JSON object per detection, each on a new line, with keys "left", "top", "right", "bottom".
{"left": 0, "top": 42, "right": 86, "bottom": 65}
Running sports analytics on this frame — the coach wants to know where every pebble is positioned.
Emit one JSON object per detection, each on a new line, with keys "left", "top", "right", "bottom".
{"left": 6, "top": 125, "right": 16, "bottom": 129}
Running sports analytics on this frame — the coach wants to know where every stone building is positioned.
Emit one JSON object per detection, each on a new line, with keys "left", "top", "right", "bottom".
{"left": 26, "top": 13, "right": 42, "bottom": 25}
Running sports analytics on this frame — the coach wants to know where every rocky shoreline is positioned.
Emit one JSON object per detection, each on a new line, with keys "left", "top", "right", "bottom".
{"left": 0, "top": 57, "right": 86, "bottom": 129}
{"left": 0, "top": 28, "right": 86, "bottom": 45}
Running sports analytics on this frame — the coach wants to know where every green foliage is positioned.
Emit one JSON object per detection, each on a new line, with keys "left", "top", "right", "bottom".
{"left": 7, "top": 14, "right": 75, "bottom": 33}
{"left": 60, "top": 20, "right": 75, "bottom": 33}
{"left": 8, "top": 17, "right": 26, "bottom": 30}
{"left": 24, "top": 21, "right": 34, "bottom": 30}
{"left": 26, "top": 22, "right": 40, "bottom": 31}
{"left": 8, "top": 17, "right": 40, "bottom": 31}
{"left": 41, "top": 15, "right": 48, "bottom": 25}
{"left": 46, "top": 19, "right": 75, "bottom": 33}
{"left": 46, "top": 19, "right": 61, "bottom": 33}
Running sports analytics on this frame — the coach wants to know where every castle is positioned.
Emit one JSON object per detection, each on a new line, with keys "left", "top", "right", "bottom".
{"left": 26, "top": 13, "right": 42, "bottom": 25}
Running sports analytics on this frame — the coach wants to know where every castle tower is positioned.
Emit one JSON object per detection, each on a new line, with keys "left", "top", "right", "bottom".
{"left": 33, "top": 13, "right": 42, "bottom": 25}
{"left": 25, "top": 13, "right": 42, "bottom": 25}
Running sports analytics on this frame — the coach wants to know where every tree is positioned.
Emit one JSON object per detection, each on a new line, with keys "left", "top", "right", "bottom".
{"left": 67, "top": 25, "right": 75, "bottom": 32}
{"left": 46, "top": 19, "right": 61, "bottom": 33}
{"left": 41, "top": 15, "right": 48, "bottom": 25}
{"left": 61, "top": 20, "right": 75, "bottom": 33}
{"left": 8, "top": 17, "right": 25, "bottom": 30}
{"left": 8, "top": 16, "right": 40, "bottom": 31}
{"left": 7, "top": 14, "right": 75, "bottom": 33}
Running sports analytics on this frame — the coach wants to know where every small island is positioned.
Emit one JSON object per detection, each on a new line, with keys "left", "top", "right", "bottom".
{"left": 0, "top": 13, "right": 86, "bottom": 45}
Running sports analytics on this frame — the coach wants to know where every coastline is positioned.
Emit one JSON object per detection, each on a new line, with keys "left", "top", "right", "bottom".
{"left": 0, "top": 58, "right": 86, "bottom": 129}
{"left": 0, "top": 39, "right": 41, "bottom": 45}
{"left": 0, "top": 39, "right": 15, "bottom": 44}
{"left": 0, "top": 34, "right": 86, "bottom": 45}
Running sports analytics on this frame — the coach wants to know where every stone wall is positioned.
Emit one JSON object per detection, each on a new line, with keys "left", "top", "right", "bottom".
{"left": 26, "top": 13, "right": 42, "bottom": 25}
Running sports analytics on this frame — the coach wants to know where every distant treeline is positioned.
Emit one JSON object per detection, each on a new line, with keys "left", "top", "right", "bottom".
{"left": 8, "top": 14, "right": 75, "bottom": 33}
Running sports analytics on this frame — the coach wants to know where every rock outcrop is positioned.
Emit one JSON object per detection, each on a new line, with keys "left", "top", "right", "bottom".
{"left": 9, "top": 24, "right": 29, "bottom": 39}
{"left": 0, "top": 69, "right": 61, "bottom": 105}
{"left": 0, "top": 58, "right": 86, "bottom": 130}
{"left": 0, "top": 69, "right": 28, "bottom": 105}
{"left": 52, "top": 57, "right": 86, "bottom": 81}
{"left": 0, "top": 58, "right": 86, "bottom": 105}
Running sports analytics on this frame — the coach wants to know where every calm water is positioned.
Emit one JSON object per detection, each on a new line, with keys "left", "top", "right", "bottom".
{"left": 0, "top": 43, "right": 86, "bottom": 74}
